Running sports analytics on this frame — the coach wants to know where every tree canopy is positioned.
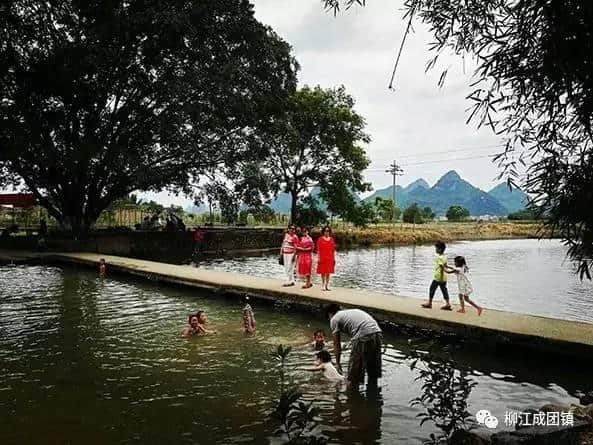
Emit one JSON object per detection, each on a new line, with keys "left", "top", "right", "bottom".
{"left": 403, "top": 203, "right": 424, "bottom": 224}
{"left": 446, "top": 205, "right": 470, "bottom": 222}
{"left": 0, "top": 0, "right": 297, "bottom": 234}
{"left": 207, "top": 85, "right": 370, "bottom": 223}
{"left": 325, "top": 0, "right": 593, "bottom": 278}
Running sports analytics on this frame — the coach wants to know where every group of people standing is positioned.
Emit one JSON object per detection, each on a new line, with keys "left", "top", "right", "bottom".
{"left": 280, "top": 225, "right": 336, "bottom": 291}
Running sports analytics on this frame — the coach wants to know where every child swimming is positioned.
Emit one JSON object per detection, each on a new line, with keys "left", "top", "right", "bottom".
{"left": 242, "top": 296, "right": 256, "bottom": 334}
{"left": 182, "top": 313, "right": 201, "bottom": 337}
{"left": 99, "top": 258, "right": 106, "bottom": 277}
{"left": 196, "top": 310, "right": 217, "bottom": 335}
{"left": 306, "top": 350, "right": 344, "bottom": 381}
{"left": 311, "top": 329, "right": 326, "bottom": 351}
{"left": 445, "top": 256, "right": 483, "bottom": 316}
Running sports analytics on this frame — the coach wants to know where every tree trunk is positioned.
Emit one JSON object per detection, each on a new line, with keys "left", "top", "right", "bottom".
{"left": 290, "top": 190, "right": 299, "bottom": 223}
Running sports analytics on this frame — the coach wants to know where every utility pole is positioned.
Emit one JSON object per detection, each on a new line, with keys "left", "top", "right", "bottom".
{"left": 385, "top": 160, "right": 404, "bottom": 225}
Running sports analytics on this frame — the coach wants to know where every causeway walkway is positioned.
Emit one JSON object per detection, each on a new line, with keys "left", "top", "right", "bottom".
{"left": 2, "top": 250, "right": 593, "bottom": 358}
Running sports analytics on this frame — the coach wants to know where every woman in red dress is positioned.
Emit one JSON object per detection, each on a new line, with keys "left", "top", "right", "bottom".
{"left": 316, "top": 226, "right": 336, "bottom": 291}
{"left": 296, "top": 227, "right": 314, "bottom": 289}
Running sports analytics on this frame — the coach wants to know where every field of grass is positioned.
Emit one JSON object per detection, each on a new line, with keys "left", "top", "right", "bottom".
{"left": 331, "top": 221, "right": 547, "bottom": 247}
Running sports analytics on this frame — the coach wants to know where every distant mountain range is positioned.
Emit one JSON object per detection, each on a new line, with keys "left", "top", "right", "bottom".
{"left": 364, "top": 170, "right": 527, "bottom": 216}
{"left": 187, "top": 170, "right": 528, "bottom": 216}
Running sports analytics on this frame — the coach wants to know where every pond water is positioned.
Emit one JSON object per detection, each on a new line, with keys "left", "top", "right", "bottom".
{"left": 201, "top": 239, "right": 593, "bottom": 323}
{"left": 1, "top": 264, "right": 591, "bottom": 444}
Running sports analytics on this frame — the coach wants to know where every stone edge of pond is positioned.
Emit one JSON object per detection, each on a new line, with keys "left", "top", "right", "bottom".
{"left": 2, "top": 250, "right": 593, "bottom": 363}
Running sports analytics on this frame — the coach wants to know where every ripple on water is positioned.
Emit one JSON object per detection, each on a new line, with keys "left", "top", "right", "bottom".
{"left": 0, "top": 263, "right": 589, "bottom": 444}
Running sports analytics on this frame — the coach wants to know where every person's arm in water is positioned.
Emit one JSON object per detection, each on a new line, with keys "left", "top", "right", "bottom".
{"left": 444, "top": 265, "right": 457, "bottom": 274}
{"left": 333, "top": 333, "right": 342, "bottom": 374}
{"left": 302, "top": 364, "right": 324, "bottom": 372}
{"left": 197, "top": 324, "right": 217, "bottom": 335}
{"left": 182, "top": 327, "right": 191, "bottom": 337}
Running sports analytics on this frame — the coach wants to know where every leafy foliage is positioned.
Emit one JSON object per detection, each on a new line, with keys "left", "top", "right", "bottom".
{"left": 507, "top": 209, "right": 540, "bottom": 221}
{"left": 294, "top": 196, "right": 328, "bottom": 228}
{"left": 0, "top": 0, "right": 296, "bottom": 234}
{"left": 421, "top": 207, "right": 435, "bottom": 221}
{"left": 446, "top": 206, "right": 470, "bottom": 222}
{"left": 403, "top": 203, "right": 424, "bottom": 224}
{"left": 258, "top": 86, "right": 370, "bottom": 222}
{"left": 325, "top": 0, "right": 593, "bottom": 277}
{"left": 271, "top": 345, "right": 326, "bottom": 445}
{"left": 373, "top": 197, "right": 401, "bottom": 223}
{"left": 409, "top": 347, "right": 477, "bottom": 444}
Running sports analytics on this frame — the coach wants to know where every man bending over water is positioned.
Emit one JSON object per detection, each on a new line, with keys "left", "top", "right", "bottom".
{"left": 325, "top": 304, "right": 382, "bottom": 387}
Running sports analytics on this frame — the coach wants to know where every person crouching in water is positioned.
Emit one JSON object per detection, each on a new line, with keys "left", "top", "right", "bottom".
{"left": 446, "top": 256, "right": 483, "bottom": 316}
{"left": 242, "top": 296, "right": 256, "bottom": 334}
{"left": 306, "top": 350, "right": 344, "bottom": 381}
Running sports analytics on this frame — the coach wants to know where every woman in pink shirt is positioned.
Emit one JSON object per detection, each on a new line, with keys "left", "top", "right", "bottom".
{"left": 280, "top": 225, "right": 299, "bottom": 286}
{"left": 296, "top": 227, "right": 314, "bottom": 289}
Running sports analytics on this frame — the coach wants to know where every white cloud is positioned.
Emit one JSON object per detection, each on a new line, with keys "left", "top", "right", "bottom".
{"left": 143, "top": 0, "right": 507, "bottom": 206}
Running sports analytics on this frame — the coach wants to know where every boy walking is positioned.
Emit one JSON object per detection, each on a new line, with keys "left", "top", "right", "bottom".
{"left": 421, "top": 241, "right": 452, "bottom": 310}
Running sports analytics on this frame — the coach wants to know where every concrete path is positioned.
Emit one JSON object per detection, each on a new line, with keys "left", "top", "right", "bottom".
{"left": 2, "top": 250, "right": 593, "bottom": 358}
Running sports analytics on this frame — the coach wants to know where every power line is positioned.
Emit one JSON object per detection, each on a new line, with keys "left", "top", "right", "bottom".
{"left": 401, "top": 154, "right": 495, "bottom": 166}
{"left": 364, "top": 153, "right": 495, "bottom": 171}
{"left": 370, "top": 144, "right": 501, "bottom": 162}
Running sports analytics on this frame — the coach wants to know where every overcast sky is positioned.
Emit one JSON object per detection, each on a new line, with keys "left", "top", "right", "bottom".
{"left": 150, "top": 0, "right": 506, "bottom": 207}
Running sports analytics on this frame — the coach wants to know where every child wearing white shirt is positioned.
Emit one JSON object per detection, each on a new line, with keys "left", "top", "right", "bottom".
{"left": 306, "top": 350, "right": 344, "bottom": 381}
{"left": 446, "top": 256, "right": 483, "bottom": 316}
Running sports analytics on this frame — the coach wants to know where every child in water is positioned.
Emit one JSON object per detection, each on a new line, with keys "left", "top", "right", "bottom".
{"left": 445, "top": 256, "right": 483, "bottom": 316}
{"left": 196, "top": 310, "right": 217, "bottom": 335}
{"left": 242, "top": 296, "right": 256, "bottom": 334}
{"left": 182, "top": 313, "right": 200, "bottom": 337}
{"left": 306, "top": 350, "right": 344, "bottom": 381}
{"left": 99, "top": 258, "right": 106, "bottom": 277}
{"left": 311, "top": 329, "right": 326, "bottom": 351}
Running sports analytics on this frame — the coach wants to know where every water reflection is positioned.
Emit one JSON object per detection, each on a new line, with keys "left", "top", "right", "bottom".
{"left": 0, "top": 265, "right": 589, "bottom": 444}
{"left": 201, "top": 239, "right": 593, "bottom": 323}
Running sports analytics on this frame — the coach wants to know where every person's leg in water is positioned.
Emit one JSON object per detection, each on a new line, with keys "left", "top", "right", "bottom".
{"left": 457, "top": 293, "right": 466, "bottom": 313}
{"left": 348, "top": 339, "right": 364, "bottom": 388}
{"left": 422, "top": 280, "right": 439, "bottom": 308}
{"left": 439, "top": 282, "right": 452, "bottom": 310}
{"left": 464, "top": 295, "right": 483, "bottom": 316}
{"left": 365, "top": 333, "right": 382, "bottom": 387}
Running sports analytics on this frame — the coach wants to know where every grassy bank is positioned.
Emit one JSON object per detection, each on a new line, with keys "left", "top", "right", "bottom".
{"left": 331, "top": 222, "right": 547, "bottom": 248}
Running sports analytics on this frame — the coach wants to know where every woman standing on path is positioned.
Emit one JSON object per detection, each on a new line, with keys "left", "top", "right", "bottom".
{"left": 280, "top": 225, "right": 299, "bottom": 286}
{"left": 297, "top": 227, "right": 314, "bottom": 289}
{"left": 316, "top": 226, "right": 336, "bottom": 291}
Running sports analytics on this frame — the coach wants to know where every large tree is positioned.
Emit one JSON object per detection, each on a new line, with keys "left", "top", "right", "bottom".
{"left": 325, "top": 0, "right": 593, "bottom": 278}
{"left": 202, "top": 85, "right": 370, "bottom": 223}
{"left": 0, "top": 0, "right": 297, "bottom": 234}
{"left": 263, "top": 85, "right": 370, "bottom": 222}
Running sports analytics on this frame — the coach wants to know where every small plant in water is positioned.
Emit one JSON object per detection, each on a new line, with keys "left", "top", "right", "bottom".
{"left": 271, "top": 345, "right": 327, "bottom": 445}
{"left": 409, "top": 344, "right": 477, "bottom": 445}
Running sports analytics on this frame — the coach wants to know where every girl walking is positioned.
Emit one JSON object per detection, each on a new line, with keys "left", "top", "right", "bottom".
{"left": 316, "top": 226, "right": 336, "bottom": 291}
{"left": 296, "top": 227, "right": 314, "bottom": 289}
{"left": 446, "top": 256, "right": 483, "bottom": 316}
{"left": 280, "top": 225, "right": 299, "bottom": 286}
